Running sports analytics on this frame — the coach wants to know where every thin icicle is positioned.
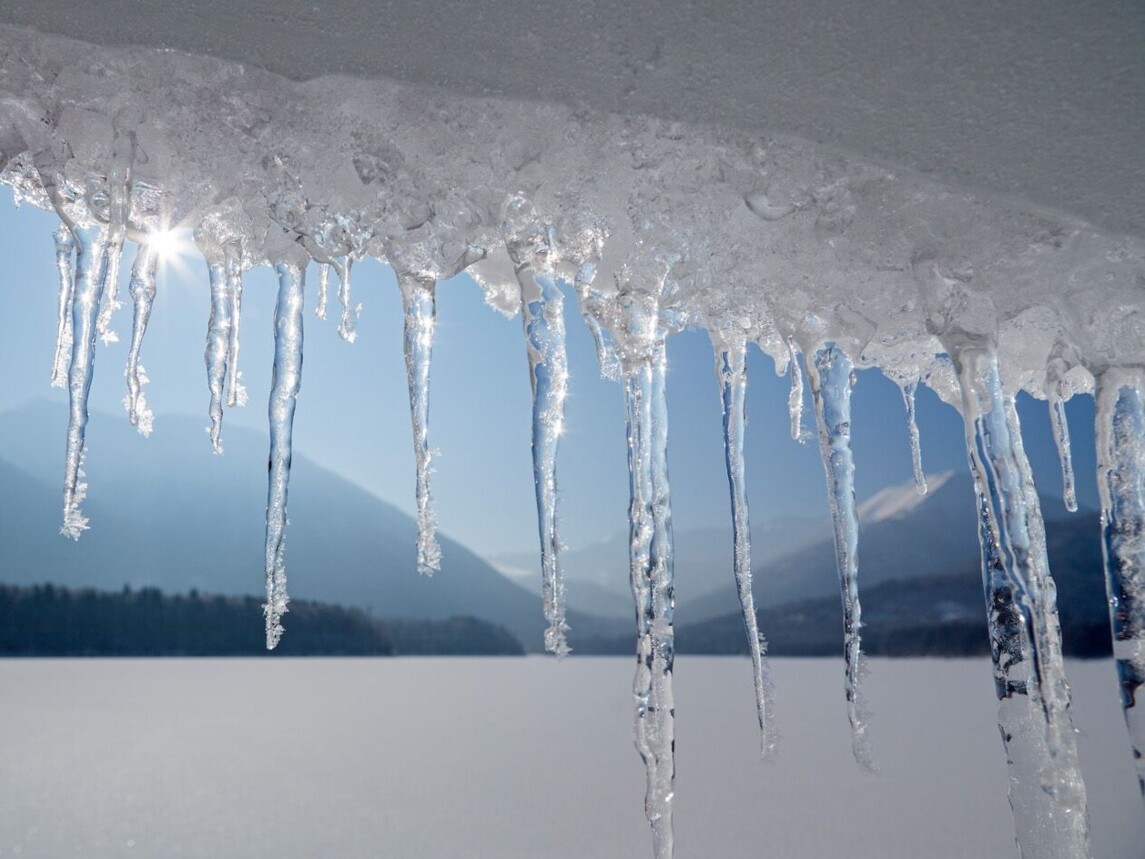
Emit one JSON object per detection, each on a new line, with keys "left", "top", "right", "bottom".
{"left": 399, "top": 272, "right": 442, "bottom": 576}
{"left": 902, "top": 379, "right": 928, "bottom": 494}
{"left": 514, "top": 255, "right": 571, "bottom": 656}
{"left": 618, "top": 292, "right": 675, "bottom": 859}
{"left": 264, "top": 261, "right": 305, "bottom": 650}
{"left": 204, "top": 260, "right": 231, "bottom": 453}
{"left": 714, "top": 336, "right": 776, "bottom": 759}
{"left": 224, "top": 242, "right": 247, "bottom": 408}
{"left": 50, "top": 224, "right": 75, "bottom": 388}
{"left": 335, "top": 256, "right": 360, "bottom": 342}
{"left": 1048, "top": 393, "right": 1078, "bottom": 514}
{"left": 95, "top": 178, "right": 127, "bottom": 346}
{"left": 60, "top": 224, "right": 110, "bottom": 539}
{"left": 786, "top": 336, "right": 804, "bottom": 442}
{"left": 807, "top": 344, "right": 873, "bottom": 770}
{"left": 315, "top": 262, "right": 330, "bottom": 320}
{"left": 574, "top": 263, "right": 621, "bottom": 382}
{"left": 1095, "top": 368, "right": 1145, "bottom": 797}
{"left": 123, "top": 242, "right": 158, "bottom": 436}
{"left": 957, "top": 347, "right": 1089, "bottom": 856}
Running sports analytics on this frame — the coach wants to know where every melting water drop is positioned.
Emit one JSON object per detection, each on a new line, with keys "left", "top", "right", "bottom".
{"left": 957, "top": 347, "right": 1089, "bottom": 856}
{"left": 807, "top": 344, "right": 873, "bottom": 770}
{"left": 714, "top": 336, "right": 776, "bottom": 759}
{"left": 123, "top": 242, "right": 158, "bottom": 436}
{"left": 902, "top": 379, "right": 927, "bottom": 494}
{"left": 264, "top": 261, "right": 305, "bottom": 649}
{"left": 399, "top": 272, "right": 442, "bottom": 576}
{"left": 1095, "top": 368, "right": 1145, "bottom": 797}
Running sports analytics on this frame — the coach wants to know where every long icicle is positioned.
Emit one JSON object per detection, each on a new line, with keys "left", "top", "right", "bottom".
{"left": 715, "top": 335, "right": 776, "bottom": 759}
{"left": 123, "top": 242, "right": 158, "bottom": 436}
{"left": 264, "top": 261, "right": 305, "bottom": 649}
{"left": 61, "top": 224, "right": 110, "bottom": 539}
{"left": 50, "top": 224, "right": 75, "bottom": 388}
{"left": 957, "top": 347, "right": 1089, "bottom": 856}
{"left": 786, "top": 337, "right": 804, "bottom": 442}
{"left": 204, "top": 259, "right": 231, "bottom": 453}
{"left": 516, "top": 252, "right": 571, "bottom": 656}
{"left": 315, "top": 262, "right": 330, "bottom": 320}
{"left": 808, "top": 343, "right": 873, "bottom": 770}
{"left": 95, "top": 177, "right": 127, "bottom": 346}
{"left": 399, "top": 272, "right": 442, "bottom": 576}
{"left": 224, "top": 241, "right": 247, "bottom": 408}
{"left": 1095, "top": 368, "right": 1145, "bottom": 797}
{"left": 619, "top": 292, "right": 675, "bottom": 858}
{"left": 902, "top": 379, "right": 928, "bottom": 494}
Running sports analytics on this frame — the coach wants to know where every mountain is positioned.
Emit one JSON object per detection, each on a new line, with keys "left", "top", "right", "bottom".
{"left": 0, "top": 400, "right": 619, "bottom": 650}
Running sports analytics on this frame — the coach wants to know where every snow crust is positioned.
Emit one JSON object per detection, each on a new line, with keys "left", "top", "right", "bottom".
{"left": 0, "top": 23, "right": 1142, "bottom": 406}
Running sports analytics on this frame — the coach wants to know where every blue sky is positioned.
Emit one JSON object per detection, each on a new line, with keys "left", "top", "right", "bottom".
{"left": 0, "top": 190, "right": 1098, "bottom": 558}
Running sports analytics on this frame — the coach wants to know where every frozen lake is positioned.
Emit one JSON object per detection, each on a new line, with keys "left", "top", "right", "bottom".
{"left": 0, "top": 657, "right": 1140, "bottom": 858}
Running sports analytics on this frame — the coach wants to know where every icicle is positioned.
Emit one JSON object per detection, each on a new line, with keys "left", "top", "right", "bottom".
{"left": 264, "top": 261, "right": 305, "bottom": 650}
{"left": 335, "top": 256, "right": 360, "bottom": 342}
{"left": 315, "top": 262, "right": 330, "bottom": 320}
{"left": 574, "top": 263, "right": 621, "bottom": 382}
{"left": 618, "top": 291, "right": 675, "bottom": 858}
{"left": 1046, "top": 361, "right": 1078, "bottom": 513}
{"left": 902, "top": 379, "right": 928, "bottom": 494}
{"left": 714, "top": 335, "right": 776, "bottom": 759}
{"left": 224, "top": 242, "right": 247, "bottom": 408}
{"left": 807, "top": 344, "right": 873, "bottom": 770}
{"left": 399, "top": 272, "right": 442, "bottom": 576}
{"left": 204, "top": 260, "right": 231, "bottom": 453}
{"left": 1095, "top": 368, "right": 1145, "bottom": 797}
{"left": 957, "top": 347, "right": 1089, "bottom": 856}
{"left": 786, "top": 336, "right": 804, "bottom": 442}
{"left": 95, "top": 176, "right": 127, "bottom": 346}
{"left": 49, "top": 224, "right": 75, "bottom": 388}
{"left": 60, "top": 224, "right": 110, "bottom": 539}
{"left": 123, "top": 242, "right": 158, "bottom": 436}
{"left": 514, "top": 254, "right": 571, "bottom": 656}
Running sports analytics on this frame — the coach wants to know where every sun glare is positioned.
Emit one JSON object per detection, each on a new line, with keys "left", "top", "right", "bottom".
{"left": 147, "top": 227, "right": 184, "bottom": 262}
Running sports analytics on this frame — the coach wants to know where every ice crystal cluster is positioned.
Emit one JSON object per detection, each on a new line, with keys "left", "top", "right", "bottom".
{"left": 1, "top": 19, "right": 1143, "bottom": 859}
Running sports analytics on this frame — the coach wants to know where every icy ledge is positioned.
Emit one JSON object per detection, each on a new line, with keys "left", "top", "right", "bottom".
{"left": 2, "top": 24, "right": 1143, "bottom": 859}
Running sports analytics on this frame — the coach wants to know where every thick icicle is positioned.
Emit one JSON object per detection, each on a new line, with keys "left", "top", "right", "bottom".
{"left": 513, "top": 246, "right": 571, "bottom": 656}
{"left": 957, "top": 347, "right": 1089, "bottom": 856}
{"left": 335, "top": 256, "right": 360, "bottom": 342}
{"left": 807, "top": 344, "right": 873, "bottom": 770}
{"left": 399, "top": 272, "right": 442, "bottom": 576}
{"left": 617, "top": 291, "right": 675, "bottom": 858}
{"left": 1095, "top": 368, "right": 1145, "bottom": 796}
{"left": 49, "top": 225, "right": 75, "bottom": 388}
{"left": 264, "top": 261, "right": 305, "bottom": 649}
{"left": 224, "top": 242, "right": 247, "bottom": 408}
{"left": 786, "top": 337, "right": 804, "bottom": 442}
{"left": 315, "top": 262, "right": 330, "bottom": 320}
{"left": 123, "top": 242, "right": 158, "bottom": 435}
{"left": 902, "top": 380, "right": 927, "bottom": 494}
{"left": 204, "top": 260, "right": 232, "bottom": 453}
{"left": 714, "top": 335, "right": 776, "bottom": 758}
{"left": 95, "top": 177, "right": 127, "bottom": 346}
{"left": 60, "top": 225, "right": 110, "bottom": 539}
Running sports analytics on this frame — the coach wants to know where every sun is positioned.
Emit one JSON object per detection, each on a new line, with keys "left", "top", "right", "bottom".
{"left": 147, "top": 227, "right": 185, "bottom": 263}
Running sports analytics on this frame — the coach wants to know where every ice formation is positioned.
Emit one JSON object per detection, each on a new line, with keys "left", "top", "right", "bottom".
{"left": 1, "top": 16, "right": 1143, "bottom": 858}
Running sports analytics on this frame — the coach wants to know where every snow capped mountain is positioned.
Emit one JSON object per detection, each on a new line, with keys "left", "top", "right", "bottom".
{"left": 856, "top": 470, "right": 958, "bottom": 524}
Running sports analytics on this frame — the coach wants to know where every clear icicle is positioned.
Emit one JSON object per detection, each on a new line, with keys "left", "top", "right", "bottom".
{"left": 902, "top": 379, "right": 928, "bottom": 494}
{"left": 60, "top": 224, "right": 110, "bottom": 539}
{"left": 619, "top": 293, "right": 675, "bottom": 858}
{"left": 1049, "top": 395, "right": 1078, "bottom": 514}
{"left": 335, "top": 256, "right": 360, "bottom": 342}
{"left": 786, "top": 337, "right": 804, "bottom": 442}
{"left": 315, "top": 262, "right": 330, "bottom": 320}
{"left": 224, "top": 242, "right": 247, "bottom": 408}
{"left": 1095, "top": 368, "right": 1145, "bottom": 797}
{"left": 518, "top": 261, "right": 571, "bottom": 656}
{"left": 264, "top": 261, "right": 305, "bottom": 649}
{"left": 399, "top": 272, "right": 442, "bottom": 576}
{"left": 957, "top": 347, "right": 1089, "bottom": 856}
{"left": 714, "top": 336, "right": 776, "bottom": 759}
{"left": 807, "top": 344, "right": 873, "bottom": 770}
{"left": 574, "top": 263, "right": 621, "bottom": 382}
{"left": 95, "top": 178, "right": 127, "bottom": 346}
{"left": 204, "top": 260, "right": 232, "bottom": 453}
{"left": 123, "top": 242, "right": 158, "bottom": 436}
{"left": 50, "top": 224, "right": 75, "bottom": 388}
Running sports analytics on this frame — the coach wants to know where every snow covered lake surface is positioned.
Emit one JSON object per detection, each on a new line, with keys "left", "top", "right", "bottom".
{"left": 1, "top": 657, "right": 1140, "bottom": 858}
